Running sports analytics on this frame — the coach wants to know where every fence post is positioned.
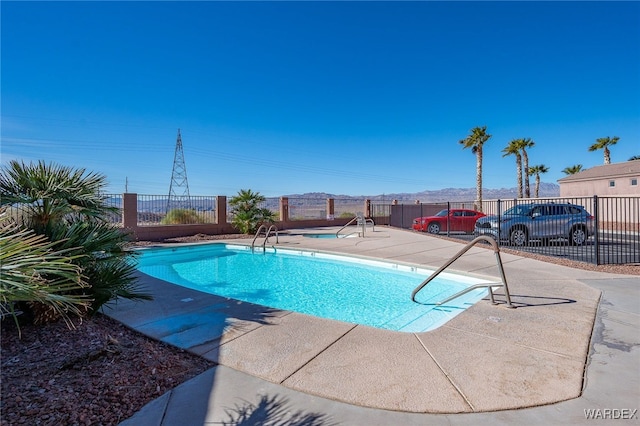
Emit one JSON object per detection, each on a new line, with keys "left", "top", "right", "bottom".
{"left": 326, "top": 198, "right": 335, "bottom": 220}
{"left": 497, "top": 199, "right": 502, "bottom": 244}
{"left": 364, "top": 199, "right": 371, "bottom": 218}
{"left": 280, "top": 197, "right": 289, "bottom": 222}
{"left": 216, "top": 195, "right": 227, "bottom": 224}
{"left": 593, "top": 195, "right": 600, "bottom": 265}
{"left": 446, "top": 201, "right": 451, "bottom": 237}
{"left": 122, "top": 193, "right": 138, "bottom": 238}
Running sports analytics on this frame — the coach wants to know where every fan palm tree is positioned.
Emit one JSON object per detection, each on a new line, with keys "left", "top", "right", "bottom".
{"left": 229, "top": 189, "right": 276, "bottom": 234}
{"left": 520, "top": 138, "right": 535, "bottom": 198}
{"left": 589, "top": 136, "right": 619, "bottom": 164}
{"left": 528, "top": 164, "right": 549, "bottom": 198}
{"left": 502, "top": 139, "right": 524, "bottom": 198}
{"left": 0, "top": 160, "right": 109, "bottom": 235}
{"left": 0, "top": 217, "right": 90, "bottom": 332}
{"left": 562, "top": 164, "right": 583, "bottom": 175}
{"left": 459, "top": 126, "right": 492, "bottom": 212}
{"left": 0, "top": 160, "right": 151, "bottom": 322}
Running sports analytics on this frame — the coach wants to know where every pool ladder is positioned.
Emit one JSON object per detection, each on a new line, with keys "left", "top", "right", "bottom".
{"left": 411, "top": 236, "right": 515, "bottom": 308}
{"left": 336, "top": 213, "right": 375, "bottom": 238}
{"left": 252, "top": 225, "right": 279, "bottom": 253}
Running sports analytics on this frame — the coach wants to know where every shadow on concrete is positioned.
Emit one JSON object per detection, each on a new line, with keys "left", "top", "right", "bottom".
{"left": 220, "top": 394, "right": 338, "bottom": 426}
{"left": 487, "top": 293, "right": 576, "bottom": 308}
{"left": 107, "top": 271, "right": 293, "bottom": 425}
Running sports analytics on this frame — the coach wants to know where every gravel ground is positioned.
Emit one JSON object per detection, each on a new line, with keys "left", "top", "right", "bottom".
{"left": 1, "top": 231, "right": 637, "bottom": 426}
{"left": 498, "top": 248, "right": 640, "bottom": 275}
{"left": 433, "top": 234, "right": 640, "bottom": 276}
{"left": 1, "top": 315, "right": 215, "bottom": 426}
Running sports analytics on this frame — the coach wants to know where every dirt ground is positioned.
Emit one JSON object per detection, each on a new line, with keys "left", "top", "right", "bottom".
{"left": 0, "top": 314, "right": 215, "bottom": 426}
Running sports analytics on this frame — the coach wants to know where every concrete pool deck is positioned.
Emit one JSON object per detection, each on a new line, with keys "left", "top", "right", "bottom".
{"left": 109, "top": 226, "right": 639, "bottom": 425}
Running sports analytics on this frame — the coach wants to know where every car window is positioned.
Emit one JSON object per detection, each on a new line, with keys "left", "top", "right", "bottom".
{"left": 453, "top": 211, "right": 463, "bottom": 217}
{"left": 567, "top": 206, "right": 583, "bottom": 214}
{"left": 531, "top": 206, "right": 546, "bottom": 216}
{"left": 548, "top": 205, "right": 566, "bottom": 215}
{"left": 435, "top": 210, "right": 448, "bottom": 217}
{"left": 504, "top": 205, "right": 532, "bottom": 216}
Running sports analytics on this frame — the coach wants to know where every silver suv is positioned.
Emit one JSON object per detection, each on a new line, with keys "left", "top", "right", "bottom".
{"left": 474, "top": 203, "right": 595, "bottom": 246}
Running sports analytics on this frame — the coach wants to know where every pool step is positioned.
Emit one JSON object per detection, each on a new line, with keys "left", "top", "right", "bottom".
{"left": 382, "top": 288, "right": 488, "bottom": 333}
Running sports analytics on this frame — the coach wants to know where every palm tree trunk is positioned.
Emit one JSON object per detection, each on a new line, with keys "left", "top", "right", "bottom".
{"left": 523, "top": 150, "right": 530, "bottom": 198}
{"left": 476, "top": 148, "right": 483, "bottom": 212}
{"left": 516, "top": 156, "right": 523, "bottom": 198}
{"left": 604, "top": 147, "right": 611, "bottom": 164}
{"left": 535, "top": 174, "right": 540, "bottom": 198}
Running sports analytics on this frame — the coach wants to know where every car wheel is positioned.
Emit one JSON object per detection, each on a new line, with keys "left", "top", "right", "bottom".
{"left": 569, "top": 226, "right": 587, "bottom": 246}
{"left": 510, "top": 228, "right": 528, "bottom": 246}
{"left": 427, "top": 222, "right": 441, "bottom": 234}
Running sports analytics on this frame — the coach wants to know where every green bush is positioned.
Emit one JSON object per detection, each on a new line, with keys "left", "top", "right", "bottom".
{"left": 161, "top": 208, "right": 205, "bottom": 224}
{"left": 229, "top": 189, "right": 276, "bottom": 234}
{"left": 0, "top": 218, "right": 91, "bottom": 333}
{"left": 0, "top": 160, "right": 152, "bottom": 325}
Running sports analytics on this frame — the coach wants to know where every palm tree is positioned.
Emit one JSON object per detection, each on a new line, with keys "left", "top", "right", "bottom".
{"left": 0, "top": 160, "right": 151, "bottom": 323}
{"left": 459, "top": 126, "right": 491, "bottom": 212}
{"left": 229, "top": 189, "right": 276, "bottom": 234}
{"left": 528, "top": 164, "right": 549, "bottom": 198}
{"left": 520, "top": 138, "right": 535, "bottom": 198}
{"left": 0, "top": 217, "right": 90, "bottom": 332}
{"left": 502, "top": 139, "right": 523, "bottom": 198}
{"left": 0, "top": 160, "right": 109, "bottom": 235}
{"left": 562, "top": 164, "right": 583, "bottom": 175}
{"left": 589, "top": 136, "right": 619, "bottom": 164}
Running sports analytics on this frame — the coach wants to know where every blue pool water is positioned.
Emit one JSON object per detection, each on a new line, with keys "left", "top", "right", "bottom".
{"left": 135, "top": 243, "right": 489, "bottom": 332}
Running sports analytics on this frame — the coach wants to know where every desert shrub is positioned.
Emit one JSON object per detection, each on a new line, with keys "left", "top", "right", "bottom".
{"left": 161, "top": 208, "right": 205, "bottom": 224}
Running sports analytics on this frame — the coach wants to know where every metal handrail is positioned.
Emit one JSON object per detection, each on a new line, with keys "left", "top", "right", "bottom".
{"left": 264, "top": 225, "right": 279, "bottom": 247}
{"left": 336, "top": 216, "right": 359, "bottom": 238}
{"left": 251, "top": 224, "right": 279, "bottom": 252}
{"left": 411, "top": 236, "right": 514, "bottom": 308}
{"left": 336, "top": 213, "right": 374, "bottom": 238}
{"left": 361, "top": 217, "right": 375, "bottom": 232}
{"left": 251, "top": 225, "right": 267, "bottom": 250}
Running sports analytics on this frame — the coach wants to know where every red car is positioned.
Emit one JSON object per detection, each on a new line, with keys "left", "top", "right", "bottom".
{"left": 412, "top": 209, "right": 486, "bottom": 234}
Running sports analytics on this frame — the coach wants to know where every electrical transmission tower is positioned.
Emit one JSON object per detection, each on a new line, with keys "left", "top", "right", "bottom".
{"left": 167, "top": 129, "right": 192, "bottom": 212}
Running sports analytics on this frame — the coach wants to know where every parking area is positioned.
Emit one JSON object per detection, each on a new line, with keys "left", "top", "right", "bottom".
{"left": 383, "top": 197, "right": 639, "bottom": 265}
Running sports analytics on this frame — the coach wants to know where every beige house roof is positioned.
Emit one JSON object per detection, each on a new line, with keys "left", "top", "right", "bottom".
{"left": 558, "top": 161, "right": 640, "bottom": 182}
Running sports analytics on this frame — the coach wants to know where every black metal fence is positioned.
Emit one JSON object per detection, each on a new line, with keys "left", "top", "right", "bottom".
{"left": 103, "top": 194, "right": 218, "bottom": 225}
{"left": 371, "top": 196, "right": 640, "bottom": 265}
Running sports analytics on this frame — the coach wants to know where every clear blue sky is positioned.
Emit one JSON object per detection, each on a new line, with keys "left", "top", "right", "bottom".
{"left": 2, "top": 1, "right": 639, "bottom": 197}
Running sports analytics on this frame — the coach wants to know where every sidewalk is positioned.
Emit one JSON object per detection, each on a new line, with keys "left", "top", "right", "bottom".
{"left": 107, "top": 227, "right": 639, "bottom": 425}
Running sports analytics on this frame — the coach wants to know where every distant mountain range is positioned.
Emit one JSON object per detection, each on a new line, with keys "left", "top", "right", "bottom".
{"left": 285, "top": 182, "right": 560, "bottom": 202}
{"left": 110, "top": 183, "right": 560, "bottom": 213}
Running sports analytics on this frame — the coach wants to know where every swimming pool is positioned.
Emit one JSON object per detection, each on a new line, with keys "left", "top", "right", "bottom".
{"left": 135, "top": 243, "right": 489, "bottom": 332}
